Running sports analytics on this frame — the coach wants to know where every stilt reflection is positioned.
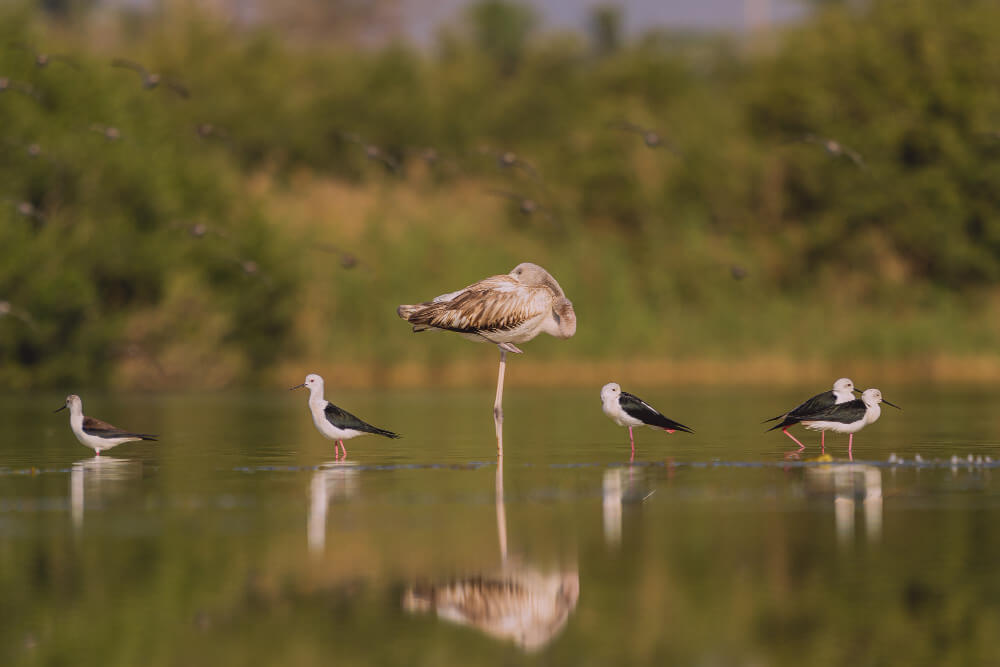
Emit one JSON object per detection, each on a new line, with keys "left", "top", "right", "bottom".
{"left": 805, "top": 464, "right": 883, "bottom": 543}
{"left": 602, "top": 466, "right": 655, "bottom": 548}
{"left": 307, "top": 461, "right": 359, "bottom": 554}
{"left": 69, "top": 456, "right": 142, "bottom": 532}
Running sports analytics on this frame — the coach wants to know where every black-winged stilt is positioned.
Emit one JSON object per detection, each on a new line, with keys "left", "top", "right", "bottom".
{"left": 600, "top": 382, "right": 692, "bottom": 460}
{"left": 764, "top": 377, "right": 859, "bottom": 452}
{"left": 771, "top": 387, "right": 899, "bottom": 460}
{"left": 291, "top": 373, "right": 400, "bottom": 459}
{"left": 397, "top": 262, "right": 577, "bottom": 455}
{"left": 55, "top": 395, "right": 157, "bottom": 455}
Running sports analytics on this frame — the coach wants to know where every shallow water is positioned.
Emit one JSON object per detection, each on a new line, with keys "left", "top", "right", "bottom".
{"left": 2, "top": 386, "right": 999, "bottom": 666}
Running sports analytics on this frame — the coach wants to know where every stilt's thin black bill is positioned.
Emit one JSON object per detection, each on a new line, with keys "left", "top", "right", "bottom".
{"left": 53, "top": 404, "right": 66, "bottom": 413}
{"left": 883, "top": 398, "right": 902, "bottom": 410}
{"left": 289, "top": 384, "right": 305, "bottom": 390}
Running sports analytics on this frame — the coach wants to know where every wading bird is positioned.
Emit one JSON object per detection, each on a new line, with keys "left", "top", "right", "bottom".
{"left": 765, "top": 377, "right": 859, "bottom": 452}
{"left": 291, "top": 373, "right": 400, "bottom": 459}
{"left": 55, "top": 395, "right": 157, "bottom": 455}
{"left": 600, "top": 382, "right": 692, "bottom": 460}
{"left": 397, "top": 262, "right": 576, "bottom": 454}
{"left": 769, "top": 387, "right": 899, "bottom": 460}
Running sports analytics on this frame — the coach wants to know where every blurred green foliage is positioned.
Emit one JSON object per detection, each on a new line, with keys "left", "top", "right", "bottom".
{"left": 2, "top": 0, "right": 1000, "bottom": 388}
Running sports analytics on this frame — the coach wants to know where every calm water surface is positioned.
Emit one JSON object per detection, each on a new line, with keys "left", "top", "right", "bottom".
{"left": 2, "top": 386, "right": 999, "bottom": 666}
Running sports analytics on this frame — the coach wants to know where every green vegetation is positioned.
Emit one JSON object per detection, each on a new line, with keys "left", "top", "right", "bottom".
{"left": 2, "top": 0, "right": 1000, "bottom": 388}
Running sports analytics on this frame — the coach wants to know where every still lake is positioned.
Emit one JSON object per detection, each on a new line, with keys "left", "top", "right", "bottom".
{"left": 2, "top": 385, "right": 999, "bottom": 666}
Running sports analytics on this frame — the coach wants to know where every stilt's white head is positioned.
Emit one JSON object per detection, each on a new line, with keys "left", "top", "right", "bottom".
{"left": 861, "top": 387, "right": 901, "bottom": 423}
{"left": 601, "top": 382, "right": 622, "bottom": 404}
{"left": 832, "top": 378, "right": 855, "bottom": 394}
{"left": 860, "top": 388, "right": 885, "bottom": 425}
{"left": 291, "top": 373, "right": 326, "bottom": 399}
{"left": 861, "top": 388, "right": 882, "bottom": 406}
{"left": 55, "top": 394, "right": 83, "bottom": 416}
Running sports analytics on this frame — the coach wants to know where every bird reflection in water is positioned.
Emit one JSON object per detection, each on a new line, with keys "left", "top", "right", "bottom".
{"left": 402, "top": 456, "right": 580, "bottom": 652}
{"left": 69, "top": 456, "right": 142, "bottom": 532}
{"left": 805, "top": 464, "right": 882, "bottom": 544}
{"left": 602, "top": 466, "right": 655, "bottom": 548}
{"left": 307, "top": 461, "right": 359, "bottom": 554}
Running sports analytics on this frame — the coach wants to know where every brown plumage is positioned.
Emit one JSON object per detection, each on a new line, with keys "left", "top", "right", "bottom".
{"left": 397, "top": 262, "right": 576, "bottom": 351}
{"left": 81, "top": 415, "right": 152, "bottom": 439}
{"left": 398, "top": 262, "right": 576, "bottom": 454}
{"left": 403, "top": 570, "right": 579, "bottom": 652}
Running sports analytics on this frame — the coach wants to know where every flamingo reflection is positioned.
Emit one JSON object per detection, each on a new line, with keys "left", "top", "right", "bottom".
{"left": 402, "top": 456, "right": 579, "bottom": 652}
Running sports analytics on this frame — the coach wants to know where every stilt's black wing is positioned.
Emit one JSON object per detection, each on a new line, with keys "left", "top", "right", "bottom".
{"left": 82, "top": 416, "right": 158, "bottom": 441}
{"left": 764, "top": 389, "right": 838, "bottom": 425}
{"left": 324, "top": 402, "right": 401, "bottom": 438}
{"left": 619, "top": 392, "right": 693, "bottom": 433}
{"left": 802, "top": 398, "right": 868, "bottom": 425}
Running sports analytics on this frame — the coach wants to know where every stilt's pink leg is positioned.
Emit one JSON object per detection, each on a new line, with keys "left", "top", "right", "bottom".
{"left": 821, "top": 431, "right": 825, "bottom": 454}
{"left": 848, "top": 434, "right": 853, "bottom": 461}
{"left": 340, "top": 441, "right": 348, "bottom": 459}
{"left": 629, "top": 426, "right": 635, "bottom": 460}
{"left": 783, "top": 427, "right": 806, "bottom": 450}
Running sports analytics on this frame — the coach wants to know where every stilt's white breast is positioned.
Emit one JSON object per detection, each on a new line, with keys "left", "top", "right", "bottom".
{"left": 801, "top": 418, "right": 867, "bottom": 434}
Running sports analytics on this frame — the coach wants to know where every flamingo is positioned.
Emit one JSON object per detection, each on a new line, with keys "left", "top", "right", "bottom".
{"left": 397, "top": 262, "right": 576, "bottom": 454}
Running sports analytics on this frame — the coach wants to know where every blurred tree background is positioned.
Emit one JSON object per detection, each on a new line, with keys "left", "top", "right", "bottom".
{"left": 2, "top": 0, "right": 1000, "bottom": 389}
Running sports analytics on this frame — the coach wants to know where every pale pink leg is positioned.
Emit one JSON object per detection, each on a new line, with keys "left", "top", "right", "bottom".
{"left": 628, "top": 426, "right": 635, "bottom": 461}
{"left": 848, "top": 434, "right": 853, "bottom": 461}
{"left": 494, "top": 350, "right": 506, "bottom": 456}
{"left": 340, "top": 441, "right": 348, "bottom": 459}
{"left": 821, "top": 431, "right": 825, "bottom": 454}
{"left": 783, "top": 427, "right": 806, "bottom": 450}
